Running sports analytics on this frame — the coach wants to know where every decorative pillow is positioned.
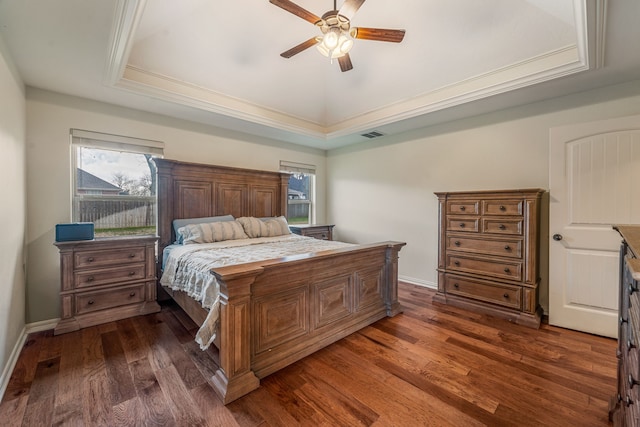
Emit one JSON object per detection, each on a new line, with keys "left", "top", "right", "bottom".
{"left": 173, "top": 215, "right": 234, "bottom": 244}
{"left": 237, "top": 216, "right": 291, "bottom": 238}
{"left": 179, "top": 220, "right": 248, "bottom": 245}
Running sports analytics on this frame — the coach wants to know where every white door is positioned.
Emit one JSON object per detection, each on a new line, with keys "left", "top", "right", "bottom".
{"left": 549, "top": 114, "right": 640, "bottom": 338}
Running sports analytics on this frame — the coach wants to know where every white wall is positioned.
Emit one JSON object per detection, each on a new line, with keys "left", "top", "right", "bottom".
{"left": 25, "top": 88, "right": 326, "bottom": 323}
{"left": 0, "top": 37, "right": 26, "bottom": 396}
{"left": 327, "top": 80, "right": 640, "bottom": 313}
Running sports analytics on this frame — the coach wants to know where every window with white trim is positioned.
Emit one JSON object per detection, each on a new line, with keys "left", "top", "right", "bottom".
{"left": 71, "top": 129, "right": 164, "bottom": 237}
{"left": 280, "top": 160, "right": 316, "bottom": 225}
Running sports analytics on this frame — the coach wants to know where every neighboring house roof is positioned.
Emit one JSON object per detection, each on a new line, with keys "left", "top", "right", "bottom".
{"left": 288, "top": 189, "right": 305, "bottom": 199}
{"left": 77, "top": 168, "right": 122, "bottom": 193}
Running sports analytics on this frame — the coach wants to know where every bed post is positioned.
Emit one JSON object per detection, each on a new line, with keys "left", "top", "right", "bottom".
{"left": 210, "top": 265, "right": 263, "bottom": 404}
{"left": 385, "top": 242, "right": 406, "bottom": 317}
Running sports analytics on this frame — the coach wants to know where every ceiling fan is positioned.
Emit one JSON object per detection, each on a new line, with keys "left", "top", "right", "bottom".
{"left": 269, "top": 0, "right": 406, "bottom": 72}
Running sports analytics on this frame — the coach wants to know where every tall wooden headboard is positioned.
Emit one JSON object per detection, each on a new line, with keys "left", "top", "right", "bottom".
{"left": 154, "top": 159, "right": 290, "bottom": 264}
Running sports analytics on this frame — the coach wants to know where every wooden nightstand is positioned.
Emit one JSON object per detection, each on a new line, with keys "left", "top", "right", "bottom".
{"left": 54, "top": 235, "right": 160, "bottom": 335}
{"left": 289, "top": 224, "right": 334, "bottom": 241}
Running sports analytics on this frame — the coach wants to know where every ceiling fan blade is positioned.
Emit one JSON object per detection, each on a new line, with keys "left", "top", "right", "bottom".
{"left": 339, "top": 0, "right": 366, "bottom": 20}
{"left": 338, "top": 54, "right": 353, "bottom": 72}
{"left": 353, "top": 27, "right": 406, "bottom": 43}
{"left": 269, "top": 0, "right": 322, "bottom": 24}
{"left": 280, "top": 37, "right": 319, "bottom": 58}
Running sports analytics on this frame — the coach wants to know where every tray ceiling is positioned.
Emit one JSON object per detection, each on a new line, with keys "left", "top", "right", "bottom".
{"left": 1, "top": 0, "right": 638, "bottom": 149}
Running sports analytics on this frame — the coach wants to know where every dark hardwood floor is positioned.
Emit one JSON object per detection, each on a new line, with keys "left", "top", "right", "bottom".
{"left": 0, "top": 283, "right": 616, "bottom": 426}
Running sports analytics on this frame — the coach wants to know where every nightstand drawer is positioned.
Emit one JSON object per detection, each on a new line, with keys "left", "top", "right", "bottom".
{"left": 444, "top": 275, "right": 521, "bottom": 310}
{"left": 303, "top": 229, "right": 331, "bottom": 240}
{"left": 74, "top": 263, "right": 147, "bottom": 288}
{"left": 289, "top": 224, "right": 334, "bottom": 241}
{"left": 75, "top": 247, "right": 146, "bottom": 269}
{"left": 75, "top": 284, "right": 145, "bottom": 315}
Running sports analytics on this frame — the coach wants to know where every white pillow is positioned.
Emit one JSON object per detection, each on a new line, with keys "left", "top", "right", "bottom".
{"left": 179, "top": 220, "right": 248, "bottom": 244}
{"left": 237, "top": 216, "right": 291, "bottom": 238}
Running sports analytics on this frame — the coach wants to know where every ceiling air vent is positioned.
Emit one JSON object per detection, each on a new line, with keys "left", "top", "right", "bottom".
{"left": 361, "top": 131, "right": 385, "bottom": 139}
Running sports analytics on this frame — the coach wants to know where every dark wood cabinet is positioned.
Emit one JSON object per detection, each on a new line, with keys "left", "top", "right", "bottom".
{"left": 54, "top": 236, "right": 160, "bottom": 335}
{"left": 289, "top": 224, "right": 334, "bottom": 241}
{"left": 434, "top": 189, "right": 544, "bottom": 327}
{"left": 610, "top": 225, "right": 640, "bottom": 426}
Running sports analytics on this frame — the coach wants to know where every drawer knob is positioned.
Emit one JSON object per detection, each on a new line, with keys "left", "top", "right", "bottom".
{"left": 454, "top": 241, "right": 461, "bottom": 246}
{"left": 498, "top": 224, "right": 506, "bottom": 230}
{"left": 88, "top": 257, "right": 94, "bottom": 262}
{"left": 629, "top": 374, "right": 640, "bottom": 389}
{"left": 621, "top": 316, "right": 628, "bottom": 325}
{"left": 626, "top": 396, "right": 634, "bottom": 406}
{"left": 454, "top": 261, "right": 460, "bottom": 266}
{"left": 504, "top": 245, "right": 511, "bottom": 251}
{"left": 503, "top": 293, "right": 509, "bottom": 298}
{"left": 129, "top": 253, "right": 136, "bottom": 258}
{"left": 87, "top": 276, "right": 94, "bottom": 282}
{"left": 504, "top": 267, "right": 510, "bottom": 273}
{"left": 618, "top": 393, "right": 622, "bottom": 403}
{"left": 129, "top": 292, "right": 136, "bottom": 297}
{"left": 453, "top": 283, "right": 459, "bottom": 288}
{"left": 460, "top": 206, "right": 466, "bottom": 211}
{"left": 88, "top": 300, "right": 94, "bottom": 305}
{"left": 129, "top": 271, "right": 135, "bottom": 276}
{"left": 459, "top": 223, "right": 465, "bottom": 228}
{"left": 499, "top": 205, "right": 506, "bottom": 211}
{"left": 628, "top": 339, "right": 635, "bottom": 351}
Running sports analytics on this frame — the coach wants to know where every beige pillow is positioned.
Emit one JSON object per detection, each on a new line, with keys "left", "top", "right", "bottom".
{"left": 179, "top": 220, "right": 248, "bottom": 244}
{"left": 237, "top": 216, "right": 291, "bottom": 238}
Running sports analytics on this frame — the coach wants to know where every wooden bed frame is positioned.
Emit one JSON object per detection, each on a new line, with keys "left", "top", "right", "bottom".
{"left": 155, "top": 159, "right": 405, "bottom": 403}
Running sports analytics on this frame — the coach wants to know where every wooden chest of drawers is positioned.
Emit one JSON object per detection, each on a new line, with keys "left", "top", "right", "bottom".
{"left": 434, "top": 189, "right": 544, "bottom": 327}
{"left": 289, "top": 224, "right": 334, "bottom": 241}
{"left": 54, "top": 236, "right": 160, "bottom": 335}
{"left": 610, "top": 226, "right": 640, "bottom": 426}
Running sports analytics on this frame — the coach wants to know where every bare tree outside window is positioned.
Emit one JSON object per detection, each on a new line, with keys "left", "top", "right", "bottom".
{"left": 73, "top": 147, "right": 158, "bottom": 237}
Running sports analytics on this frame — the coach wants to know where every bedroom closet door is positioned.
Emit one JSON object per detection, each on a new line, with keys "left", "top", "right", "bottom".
{"left": 549, "top": 114, "right": 640, "bottom": 338}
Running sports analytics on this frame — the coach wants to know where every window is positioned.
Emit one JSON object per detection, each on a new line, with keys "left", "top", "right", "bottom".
{"left": 71, "top": 129, "right": 164, "bottom": 237}
{"left": 280, "top": 161, "right": 316, "bottom": 225}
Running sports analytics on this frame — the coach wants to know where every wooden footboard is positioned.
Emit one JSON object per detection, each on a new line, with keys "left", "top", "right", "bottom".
{"left": 209, "top": 241, "right": 405, "bottom": 404}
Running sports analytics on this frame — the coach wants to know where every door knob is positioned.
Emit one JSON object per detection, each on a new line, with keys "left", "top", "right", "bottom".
{"left": 553, "top": 234, "right": 563, "bottom": 241}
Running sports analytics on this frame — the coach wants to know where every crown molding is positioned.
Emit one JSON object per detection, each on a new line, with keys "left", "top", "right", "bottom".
{"left": 103, "top": 0, "right": 605, "bottom": 141}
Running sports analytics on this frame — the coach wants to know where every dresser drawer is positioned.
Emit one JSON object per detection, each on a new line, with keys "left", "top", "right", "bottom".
{"left": 446, "top": 200, "right": 479, "bottom": 215}
{"left": 75, "top": 247, "right": 146, "bottom": 269}
{"left": 444, "top": 275, "right": 521, "bottom": 309}
{"left": 446, "top": 235, "right": 523, "bottom": 259}
{"left": 446, "top": 254, "right": 522, "bottom": 281}
{"left": 482, "top": 218, "right": 523, "bottom": 235}
{"left": 446, "top": 216, "right": 479, "bottom": 233}
{"left": 482, "top": 199, "right": 523, "bottom": 216}
{"left": 74, "top": 263, "right": 146, "bottom": 288}
{"left": 75, "top": 283, "right": 145, "bottom": 315}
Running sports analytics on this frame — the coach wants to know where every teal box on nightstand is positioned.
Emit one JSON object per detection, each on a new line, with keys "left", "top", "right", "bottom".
{"left": 55, "top": 223, "right": 94, "bottom": 242}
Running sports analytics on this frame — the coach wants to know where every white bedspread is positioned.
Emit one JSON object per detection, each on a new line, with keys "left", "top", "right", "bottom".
{"left": 160, "top": 234, "right": 353, "bottom": 349}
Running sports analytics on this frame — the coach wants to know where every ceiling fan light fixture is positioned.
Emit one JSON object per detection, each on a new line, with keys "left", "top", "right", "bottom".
{"left": 316, "top": 28, "right": 353, "bottom": 59}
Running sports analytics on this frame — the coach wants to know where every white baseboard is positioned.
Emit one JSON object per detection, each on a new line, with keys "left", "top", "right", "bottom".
{"left": 0, "top": 326, "right": 26, "bottom": 402}
{"left": 0, "top": 318, "right": 58, "bottom": 401}
{"left": 399, "top": 275, "right": 437, "bottom": 289}
{"left": 26, "top": 318, "right": 59, "bottom": 334}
